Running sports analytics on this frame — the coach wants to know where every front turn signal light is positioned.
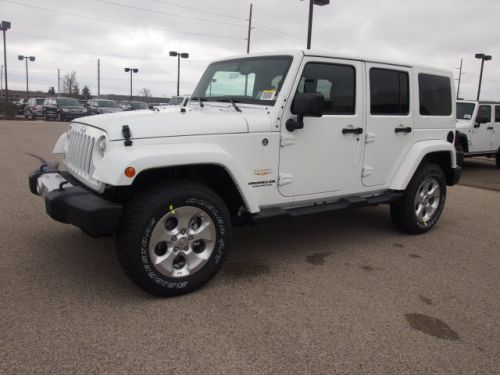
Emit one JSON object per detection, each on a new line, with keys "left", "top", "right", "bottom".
{"left": 124, "top": 167, "right": 136, "bottom": 178}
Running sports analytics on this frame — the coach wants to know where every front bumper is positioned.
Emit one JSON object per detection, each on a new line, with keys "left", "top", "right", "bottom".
{"left": 29, "top": 164, "right": 123, "bottom": 237}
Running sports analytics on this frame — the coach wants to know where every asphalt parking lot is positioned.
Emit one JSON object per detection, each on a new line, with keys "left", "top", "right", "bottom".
{"left": 1, "top": 119, "right": 499, "bottom": 374}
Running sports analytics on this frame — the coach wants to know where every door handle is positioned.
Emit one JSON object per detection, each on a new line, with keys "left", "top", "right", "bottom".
{"left": 342, "top": 127, "right": 363, "bottom": 135}
{"left": 487, "top": 126, "right": 494, "bottom": 130}
{"left": 395, "top": 126, "right": 412, "bottom": 133}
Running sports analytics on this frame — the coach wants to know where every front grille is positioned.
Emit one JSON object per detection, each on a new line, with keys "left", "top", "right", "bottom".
{"left": 65, "top": 128, "right": 96, "bottom": 176}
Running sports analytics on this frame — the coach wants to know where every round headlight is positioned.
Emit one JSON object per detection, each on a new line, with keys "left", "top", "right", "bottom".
{"left": 98, "top": 138, "right": 107, "bottom": 156}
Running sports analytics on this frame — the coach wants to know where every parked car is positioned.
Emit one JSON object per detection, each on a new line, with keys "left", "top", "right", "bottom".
{"left": 455, "top": 100, "right": 500, "bottom": 168}
{"left": 16, "top": 97, "right": 29, "bottom": 115}
{"left": 119, "top": 101, "right": 149, "bottom": 111}
{"left": 42, "top": 97, "right": 87, "bottom": 121}
{"left": 29, "top": 50, "right": 460, "bottom": 297}
{"left": 23, "top": 97, "right": 45, "bottom": 119}
{"left": 87, "top": 99, "right": 123, "bottom": 115}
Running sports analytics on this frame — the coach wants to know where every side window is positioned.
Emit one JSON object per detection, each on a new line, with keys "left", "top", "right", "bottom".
{"left": 477, "top": 105, "right": 491, "bottom": 122}
{"left": 370, "top": 68, "right": 409, "bottom": 115}
{"left": 296, "top": 62, "right": 355, "bottom": 115}
{"left": 495, "top": 106, "right": 500, "bottom": 123}
{"left": 418, "top": 73, "right": 452, "bottom": 116}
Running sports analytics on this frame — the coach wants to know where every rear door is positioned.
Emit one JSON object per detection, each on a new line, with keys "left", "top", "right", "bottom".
{"left": 362, "top": 64, "right": 413, "bottom": 187}
{"left": 493, "top": 106, "right": 500, "bottom": 149}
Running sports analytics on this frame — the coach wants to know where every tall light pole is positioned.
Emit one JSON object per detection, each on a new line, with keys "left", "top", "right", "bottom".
{"left": 475, "top": 53, "right": 492, "bottom": 101}
{"left": 303, "top": 0, "right": 330, "bottom": 49}
{"left": 169, "top": 51, "right": 189, "bottom": 96}
{"left": 18, "top": 55, "right": 35, "bottom": 98}
{"left": 1, "top": 21, "right": 11, "bottom": 102}
{"left": 124, "top": 67, "right": 138, "bottom": 101}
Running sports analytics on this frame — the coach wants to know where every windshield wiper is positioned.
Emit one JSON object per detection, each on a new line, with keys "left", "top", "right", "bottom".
{"left": 190, "top": 96, "right": 205, "bottom": 108}
{"left": 215, "top": 97, "right": 242, "bottom": 112}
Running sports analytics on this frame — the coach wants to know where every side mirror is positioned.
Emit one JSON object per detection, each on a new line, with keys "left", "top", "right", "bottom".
{"left": 286, "top": 92, "right": 325, "bottom": 132}
{"left": 474, "top": 116, "right": 488, "bottom": 127}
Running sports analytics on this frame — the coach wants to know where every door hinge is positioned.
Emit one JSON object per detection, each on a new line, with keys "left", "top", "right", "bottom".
{"left": 365, "top": 132, "right": 376, "bottom": 143}
{"left": 280, "top": 134, "right": 295, "bottom": 147}
{"left": 278, "top": 173, "right": 293, "bottom": 186}
{"left": 362, "top": 166, "right": 373, "bottom": 177}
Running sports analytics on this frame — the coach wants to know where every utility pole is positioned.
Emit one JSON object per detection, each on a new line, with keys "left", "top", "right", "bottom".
{"left": 1, "top": 21, "right": 11, "bottom": 102}
{"left": 57, "top": 68, "right": 60, "bottom": 96}
{"left": 246, "top": 4, "right": 253, "bottom": 54}
{"left": 455, "top": 58, "right": 464, "bottom": 100}
{"left": 97, "top": 59, "right": 100, "bottom": 97}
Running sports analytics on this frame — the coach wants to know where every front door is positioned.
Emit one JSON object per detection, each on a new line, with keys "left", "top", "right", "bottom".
{"left": 278, "top": 57, "right": 364, "bottom": 197}
{"left": 470, "top": 104, "right": 494, "bottom": 152}
{"left": 362, "top": 63, "right": 413, "bottom": 187}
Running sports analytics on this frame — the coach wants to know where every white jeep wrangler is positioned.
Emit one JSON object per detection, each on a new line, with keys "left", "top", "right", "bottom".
{"left": 29, "top": 50, "right": 461, "bottom": 296}
{"left": 456, "top": 100, "right": 500, "bottom": 168}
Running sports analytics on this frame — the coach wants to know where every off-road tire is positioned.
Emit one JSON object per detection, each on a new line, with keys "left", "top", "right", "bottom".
{"left": 390, "top": 163, "right": 446, "bottom": 234}
{"left": 116, "top": 180, "right": 232, "bottom": 297}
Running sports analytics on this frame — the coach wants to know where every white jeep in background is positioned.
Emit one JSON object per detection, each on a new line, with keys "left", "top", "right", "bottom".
{"left": 29, "top": 50, "right": 461, "bottom": 297}
{"left": 456, "top": 100, "right": 500, "bottom": 168}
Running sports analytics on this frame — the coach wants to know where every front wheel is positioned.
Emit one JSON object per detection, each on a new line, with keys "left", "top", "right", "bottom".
{"left": 390, "top": 163, "right": 446, "bottom": 234}
{"left": 116, "top": 181, "right": 232, "bottom": 297}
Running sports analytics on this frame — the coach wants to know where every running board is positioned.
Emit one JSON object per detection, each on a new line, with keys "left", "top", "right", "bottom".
{"left": 251, "top": 191, "right": 402, "bottom": 224}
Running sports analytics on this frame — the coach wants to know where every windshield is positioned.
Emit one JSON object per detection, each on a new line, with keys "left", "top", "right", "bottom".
{"left": 192, "top": 56, "right": 293, "bottom": 105}
{"left": 169, "top": 97, "right": 184, "bottom": 105}
{"left": 130, "top": 102, "right": 148, "bottom": 109}
{"left": 96, "top": 100, "right": 119, "bottom": 108}
{"left": 456, "top": 102, "right": 475, "bottom": 120}
{"left": 57, "top": 98, "right": 80, "bottom": 107}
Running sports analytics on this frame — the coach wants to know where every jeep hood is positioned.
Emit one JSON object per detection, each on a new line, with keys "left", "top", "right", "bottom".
{"left": 73, "top": 109, "right": 264, "bottom": 140}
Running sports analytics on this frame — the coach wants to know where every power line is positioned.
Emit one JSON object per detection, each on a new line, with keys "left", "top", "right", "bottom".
{"left": 94, "top": 0, "right": 246, "bottom": 28}
{"left": 11, "top": 38, "right": 210, "bottom": 65}
{"left": 1, "top": 0, "right": 243, "bottom": 40}
{"left": 149, "top": 0, "right": 246, "bottom": 22}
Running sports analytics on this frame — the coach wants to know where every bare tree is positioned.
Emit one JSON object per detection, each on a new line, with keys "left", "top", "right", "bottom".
{"left": 62, "top": 71, "right": 79, "bottom": 95}
{"left": 140, "top": 88, "right": 152, "bottom": 97}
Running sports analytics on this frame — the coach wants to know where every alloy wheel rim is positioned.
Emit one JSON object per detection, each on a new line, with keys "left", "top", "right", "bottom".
{"left": 414, "top": 176, "right": 441, "bottom": 224}
{"left": 149, "top": 206, "right": 216, "bottom": 278}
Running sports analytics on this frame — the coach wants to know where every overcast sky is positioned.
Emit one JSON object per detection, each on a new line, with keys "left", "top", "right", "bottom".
{"left": 1, "top": 0, "right": 499, "bottom": 99}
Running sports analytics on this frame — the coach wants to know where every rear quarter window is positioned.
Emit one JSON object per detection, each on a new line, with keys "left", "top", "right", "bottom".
{"left": 418, "top": 73, "right": 452, "bottom": 116}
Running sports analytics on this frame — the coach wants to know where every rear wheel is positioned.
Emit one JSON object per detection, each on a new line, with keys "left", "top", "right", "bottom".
{"left": 116, "top": 180, "right": 232, "bottom": 297}
{"left": 390, "top": 163, "right": 446, "bottom": 234}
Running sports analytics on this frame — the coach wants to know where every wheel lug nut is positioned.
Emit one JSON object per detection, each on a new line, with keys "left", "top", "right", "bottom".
{"left": 184, "top": 246, "right": 188, "bottom": 251}
{"left": 188, "top": 236, "right": 193, "bottom": 240}
{"left": 171, "top": 236, "right": 177, "bottom": 241}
